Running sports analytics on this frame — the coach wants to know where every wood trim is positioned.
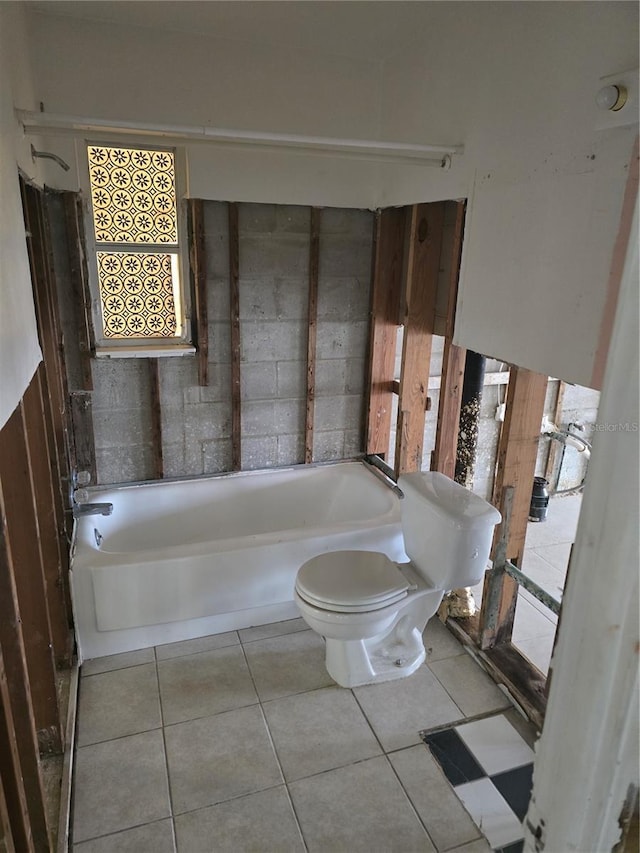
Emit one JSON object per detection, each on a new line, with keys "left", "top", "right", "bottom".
{"left": 480, "top": 367, "right": 548, "bottom": 648}
{"left": 0, "top": 482, "right": 49, "bottom": 851}
{"left": 228, "top": 202, "right": 241, "bottom": 471}
{"left": 366, "top": 208, "right": 405, "bottom": 458}
{"left": 432, "top": 201, "right": 467, "bottom": 479}
{"left": 305, "top": 207, "right": 321, "bottom": 463}
{"left": 62, "top": 193, "right": 94, "bottom": 389}
{"left": 149, "top": 359, "right": 164, "bottom": 479}
{"left": 189, "top": 199, "right": 209, "bottom": 386}
{"left": 22, "top": 373, "right": 70, "bottom": 668}
{"left": 0, "top": 404, "right": 61, "bottom": 754}
{"left": 395, "top": 202, "right": 445, "bottom": 475}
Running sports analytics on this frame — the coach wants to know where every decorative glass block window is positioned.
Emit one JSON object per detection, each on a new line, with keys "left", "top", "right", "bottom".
{"left": 87, "top": 144, "right": 189, "bottom": 348}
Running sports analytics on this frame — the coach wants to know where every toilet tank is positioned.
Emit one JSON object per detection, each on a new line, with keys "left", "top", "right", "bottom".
{"left": 397, "top": 472, "right": 502, "bottom": 590}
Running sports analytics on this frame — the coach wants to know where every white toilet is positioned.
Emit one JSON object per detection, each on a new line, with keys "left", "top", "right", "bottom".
{"left": 294, "top": 471, "right": 501, "bottom": 688}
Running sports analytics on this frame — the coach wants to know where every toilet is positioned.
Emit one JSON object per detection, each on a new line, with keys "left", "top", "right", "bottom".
{"left": 294, "top": 471, "right": 501, "bottom": 688}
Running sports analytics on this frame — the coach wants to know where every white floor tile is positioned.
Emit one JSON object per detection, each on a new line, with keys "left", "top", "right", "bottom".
{"left": 455, "top": 777, "right": 524, "bottom": 849}
{"left": 456, "top": 714, "right": 535, "bottom": 776}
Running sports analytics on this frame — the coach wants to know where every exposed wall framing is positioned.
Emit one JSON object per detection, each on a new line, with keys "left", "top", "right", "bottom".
{"left": 395, "top": 202, "right": 444, "bottom": 475}
{"left": 305, "top": 207, "right": 321, "bottom": 463}
{"left": 365, "top": 208, "right": 405, "bottom": 458}
{"left": 228, "top": 202, "right": 242, "bottom": 471}
{"left": 148, "top": 359, "right": 164, "bottom": 480}
{"left": 61, "top": 193, "right": 94, "bottom": 390}
{"left": 189, "top": 198, "right": 209, "bottom": 387}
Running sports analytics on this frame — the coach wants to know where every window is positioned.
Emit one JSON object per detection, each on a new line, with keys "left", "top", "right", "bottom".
{"left": 86, "top": 144, "right": 192, "bottom": 354}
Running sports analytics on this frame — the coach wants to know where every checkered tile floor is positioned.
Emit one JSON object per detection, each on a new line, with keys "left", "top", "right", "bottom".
{"left": 422, "top": 713, "right": 535, "bottom": 852}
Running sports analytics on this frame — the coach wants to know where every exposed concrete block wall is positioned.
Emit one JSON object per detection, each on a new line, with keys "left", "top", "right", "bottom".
{"left": 81, "top": 201, "right": 373, "bottom": 484}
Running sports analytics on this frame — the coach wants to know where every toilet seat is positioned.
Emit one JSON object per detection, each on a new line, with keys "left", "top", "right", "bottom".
{"left": 295, "top": 550, "right": 411, "bottom": 613}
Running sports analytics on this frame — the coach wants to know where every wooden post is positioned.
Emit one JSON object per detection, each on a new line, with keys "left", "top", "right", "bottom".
{"left": 365, "top": 208, "right": 405, "bottom": 458}
{"left": 228, "top": 202, "right": 242, "bottom": 471}
{"left": 305, "top": 208, "right": 321, "bottom": 463}
{"left": 480, "top": 366, "right": 548, "bottom": 648}
{"left": 22, "top": 372, "right": 71, "bottom": 667}
{"left": 0, "top": 482, "right": 50, "bottom": 850}
{"left": 69, "top": 391, "right": 97, "bottom": 482}
{"left": 432, "top": 202, "right": 466, "bottom": 478}
{"left": 189, "top": 199, "right": 209, "bottom": 386}
{"left": 62, "top": 193, "right": 94, "bottom": 388}
{"left": 0, "top": 403, "right": 62, "bottom": 754}
{"left": 149, "top": 359, "right": 164, "bottom": 480}
{"left": 395, "top": 202, "right": 445, "bottom": 475}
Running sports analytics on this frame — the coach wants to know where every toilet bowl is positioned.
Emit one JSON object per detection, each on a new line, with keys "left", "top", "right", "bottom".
{"left": 295, "top": 471, "right": 501, "bottom": 688}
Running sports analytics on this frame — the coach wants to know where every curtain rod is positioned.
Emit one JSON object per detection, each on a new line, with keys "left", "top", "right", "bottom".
{"left": 17, "top": 109, "right": 462, "bottom": 168}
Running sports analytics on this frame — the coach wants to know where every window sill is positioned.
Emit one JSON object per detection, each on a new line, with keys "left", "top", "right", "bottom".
{"left": 95, "top": 345, "right": 196, "bottom": 359}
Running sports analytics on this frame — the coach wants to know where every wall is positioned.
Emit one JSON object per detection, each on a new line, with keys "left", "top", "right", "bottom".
{"left": 0, "top": 3, "right": 44, "bottom": 428}
{"left": 74, "top": 202, "right": 373, "bottom": 485}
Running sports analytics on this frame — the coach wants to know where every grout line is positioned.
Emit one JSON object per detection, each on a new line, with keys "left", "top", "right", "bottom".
{"left": 381, "top": 750, "right": 442, "bottom": 851}
{"left": 154, "top": 645, "right": 179, "bottom": 848}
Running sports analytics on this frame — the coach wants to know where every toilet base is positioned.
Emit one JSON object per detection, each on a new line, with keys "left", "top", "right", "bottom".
{"left": 325, "top": 626, "right": 426, "bottom": 688}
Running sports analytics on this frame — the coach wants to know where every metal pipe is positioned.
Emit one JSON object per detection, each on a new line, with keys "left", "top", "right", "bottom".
{"left": 30, "top": 144, "right": 70, "bottom": 171}
{"left": 363, "top": 455, "right": 404, "bottom": 498}
{"left": 504, "top": 560, "right": 561, "bottom": 615}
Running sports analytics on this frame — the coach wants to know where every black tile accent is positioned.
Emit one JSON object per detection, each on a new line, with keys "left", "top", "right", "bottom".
{"left": 491, "top": 763, "right": 534, "bottom": 822}
{"left": 495, "top": 840, "right": 525, "bottom": 853}
{"left": 422, "top": 728, "right": 486, "bottom": 786}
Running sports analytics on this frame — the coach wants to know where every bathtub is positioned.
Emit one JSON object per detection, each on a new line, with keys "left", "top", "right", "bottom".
{"left": 70, "top": 461, "right": 405, "bottom": 660}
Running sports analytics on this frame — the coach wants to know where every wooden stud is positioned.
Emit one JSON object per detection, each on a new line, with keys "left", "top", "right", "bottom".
{"left": 62, "top": 193, "right": 94, "bottom": 390}
{"left": 0, "top": 755, "right": 17, "bottom": 853}
{"left": 0, "top": 647, "right": 29, "bottom": 853}
{"left": 365, "top": 208, "right": 405, "bottom": 458}
{"left": 189, "top": 199, "right": 209, "bottom": 386}
{"left": 305, "top": 208, "right": 321, "bottom": 463}
{"left": 432, "top": 202, "right": 467, "bottom": 479}
{"left": 228, "top": 203, "right": 242, "bottom": 471}
{"left": 480, "top": 366, "right": 548, "bottom": 648}
{"left": 395, "top": 203, "right": 445, "bottom": 475}
{"left": 69, "top": 392, "right": 97, "bottom": 482}
{"left": 149, "top": 359, "right": 164, "bottom": 480}
{"left": 0, "top": 482, "right": 50, "bottom": 851}
{"left": 22, "top": 372, "right": 71, "bottom": 668}
{"left": 0, "top": 403, "right": 62, "bottom": 754}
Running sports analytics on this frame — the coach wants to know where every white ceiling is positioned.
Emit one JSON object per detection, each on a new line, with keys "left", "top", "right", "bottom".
{"left": 26, "top": 0, "right": 437, "bottom": 61}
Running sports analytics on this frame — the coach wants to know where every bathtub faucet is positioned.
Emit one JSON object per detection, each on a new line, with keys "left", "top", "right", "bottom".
{"left": 72, "top": 502, "right": 113, "bottom": 518}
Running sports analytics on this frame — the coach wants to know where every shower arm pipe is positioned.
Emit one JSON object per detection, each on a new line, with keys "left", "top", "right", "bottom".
{"left": 16, "top": 109, "right": 462, "bottom": 167}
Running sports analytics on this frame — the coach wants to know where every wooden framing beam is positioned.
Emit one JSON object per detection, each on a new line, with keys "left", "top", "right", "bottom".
{"left": 0, "top": 647, "right": 30, "bottom": 853}
{"left": 432, "top": 201, "right": 467, "bottom": 479}
{"left": 189, "top": 198, "right": 209, "bottom": 386}
{"left": 305, "top": 207, "right": 321, "bottom": 464}
{"left": 22, "top": 371, "right": 71, "bottom": 668}
{"left": 149, "top": 359, "right": 164, "bottom": 480}
{"left": 0, "top": 482, "right": 49, "bottom": 851}
{"left": 69, "top": 391, "right": 97, "bottom": 482}
{"left": 228, "top": 202, "right": 242, "bottom": 471}
{"left": 0, "top": 404, "right": 62, "bottom": 754}
{"left": 395, "top": 202, "right": 445, "bottom": 475}
{"left": 480, "top": 366, "right": 548, "bottom": 648}
{"left": 62, "top": 192, "right": 94, "bottom": 388}
{"left": 365, "top": 208, "right": 405, "bottom": 458}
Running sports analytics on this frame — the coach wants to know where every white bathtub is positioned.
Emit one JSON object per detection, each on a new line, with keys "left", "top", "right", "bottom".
{"left": 70, "top": 461, "right": 405, "bottom": 660}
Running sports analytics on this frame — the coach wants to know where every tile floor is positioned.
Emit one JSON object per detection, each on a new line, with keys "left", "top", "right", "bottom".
{"left": 470, "top": 493, "right": 582, "bottom": 675}
{"left": 72, "top": 616, "right": 539, "bottom": 853}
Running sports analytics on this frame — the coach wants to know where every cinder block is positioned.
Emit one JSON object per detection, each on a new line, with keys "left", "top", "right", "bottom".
{"left": 239, "top": 279, "right": 279, "bottom": 321}
{"left": 183, "top": 439, "right": 204, "bottom": 476}
{"left": 317, "top": 234, "right": 372, "bottom": 279}
{"left": 162, "top": 442, "right": 186, "bottom": 479}
{"left": 160, "top": 358, "right": 199, "bottom": 408}
{"left": 239, "top": 203, "right": 277, "bottom": 234}
{"left": 345, "top": 358, "right": 366, "bottom": 395}
{"left": 313, "top": 430, "right": 344, "bottom": 463}
{"left": 203, "top": 438, "right": 233, "bottom": 474}
{"left": 241, "top": 320, "right": 307, "bottom": 363}
{"left": 321, "top": 208, "right": 374, "bottom": 239}
{"left": 241, "top": 362, "right": 278, "bottom": 402}
{"left": 241, "top": 400, "right": 275, "bottom": 437}
{"left": 343, "top": 428, "right": 364, "bottom": 459}
{"left": 316, "top": 320, "right": 369, "bottom": 361}
{"left": 207, "top": 276, "right": 231, "bottom": 322}
{"left": 242, "top": 436, "right": 278, "bottom": 470}
{"left": 562, "top": 383, "right": 601, "bottom": 413}
{"left": 198, "top": 364, "right": 232, "bottom": 403}
{"left": 93, "top": 408, "right": 152, "bottom": 451}
{"left": 277, "top": 433, "right": 305, "bottom": 466}
{"left": 317, "top": 277, "right": 370, "bottom": 322}
{"left": 239, "top": 234, "right": 309, "bottom": 278}
{"left": 316, "top": 360, "right": 347, "bottom": 397}
{"left": 184, "top": 401, "right": 231, "bottom": 441}
{"left": 277, "top": 361, "right": 307, "bottom": 398}
{"left": 274, "top": 277, "right": 309, "bottom": 321}
{"left": 276, "top": 205, "right": 311, "bottom": 234}
{"left": 208, "top": 321, "right": 232, "bottom": 365}
{"left": 274, "top": 399, "right": 305, "bottom": 435}
{"left": 203, "top": 201, "right": 230, "bottom": 280}
{"left": 95, "top": 444, "right": 153, "bottom": 485}
{"left": 314, "top": 395, "right": 363, "bottom": 432}
{"left": 91, "top": 359, "right": 150, "bottom": 411}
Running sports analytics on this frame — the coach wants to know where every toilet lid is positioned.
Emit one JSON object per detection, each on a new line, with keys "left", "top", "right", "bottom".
{"left": 296, "top": 551, "right": 411, "bottom": 611}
